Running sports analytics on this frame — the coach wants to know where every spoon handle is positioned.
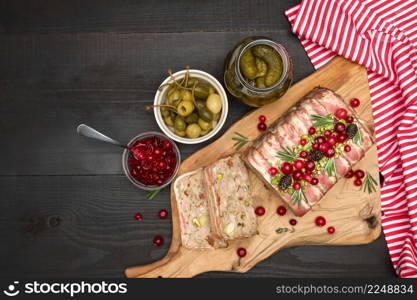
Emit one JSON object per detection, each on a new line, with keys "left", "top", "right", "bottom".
{"left": 76, "top": 124, "right": 125, "bottom": 148}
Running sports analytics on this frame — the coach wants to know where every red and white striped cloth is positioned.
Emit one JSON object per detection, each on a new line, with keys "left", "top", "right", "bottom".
{"left": 285, "top": 0, "right": 417, "bottom": 278}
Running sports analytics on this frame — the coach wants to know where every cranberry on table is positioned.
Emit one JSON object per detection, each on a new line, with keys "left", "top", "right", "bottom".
{"left": 346, "top": 115, "right": 354, "bottom": 123}
{"left": 255, "top": 206, "right": 266, "bottom": 216}
{"left": 355, "top": 169, "right": 365, "bottom": 179}
{"left": 289, "top": 219, "right": 297, "bottom": 226}
{"left": 344, "top": 145, "right": 351, "bottom": 152}
{"left": 303, "top": 173, "right": 312, "bottom": 182}
{"left": 257, "top": 122, "right": 267, "bottom": 131}
{"left": 315, "top": 216, "right": 326, "bottom": 227}
{"left": 268, "top": 167, "right": 278, "bottom": 176}
{"left": 294, "top": 160, "right": 304, "bottom": 170}
{"left": 293, "top": 182, "right": 301, "bottom": 190}
{"left": 334, "top": 122, "right": 346, "bottom": 133}
{"left": 315, "top": 136, "right": 326, "bottom": 145}
{"left": 158, "top": 209, "right": 169, "bottom": 219}
{"left": 345, "top": 170, "right": 354, "bottom": 178}
{"left": 327, "top": 136, "right": 337, "bottom": 146}
{"left": 292, "top": 170, "right": 303, "bottom": 182}
{"left": 134, "top": 212, "right": 143, "bottom": 221}
{"left": 310, "top": 177, "right": 319, "bottom": 185}
{"left": 308, "top": 127, "right": 316, "bottom": 135}
{"left": 354, "top": 179, "right": 362, "bottom": 186}
{"left": 300, "top": 151, "right": 308, "bottom": 159}
{"left": 319, "top": 143, "right": 329, "bottom": 152}
{"left": 335, "top": 108, "right": 348, "bottom": 120}
{"left": 153, "top": 235, "right": 164, "bottom": 247}
{"left": 237, "top": 247, "right": 247, "bottom": 258}
{"left": 305, "top": 160, "right": 315, "bottom": 172}
{"left": 300, "top": 138, "right": 307, "bottom": 146}
{"left": 350, "top": 98, "right": 360, "bottom": 108}
{"left": 324, "top": 130, "right": 332, "bottom": 137}
{"left": 312, "top": 143, "right": 319, "bottom": 150}
{"left": 277, "top": 206, "right": 287, "bottom": 216}
{"left": 324, "top": 147, "right": 335, "bottom": 158}
{"left": 258, "top": 115, "right": 266, "bottom": 123}
{"left": 327, "top": 226, "right": 336, "bottom": 234}
{"left": 336, "top": 132, "right": 348, "bottom": 143}
{"left": 281, "top": 162, "right": 294, "bottom": 175}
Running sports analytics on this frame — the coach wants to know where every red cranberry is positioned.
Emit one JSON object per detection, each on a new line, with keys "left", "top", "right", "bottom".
{"left": 315, "top": 136, "right": 326, "bottom": 145}
{"left": 166, "top": 156, "right": 176, "bottom": 166}
{"left": 289, "top": 219, "right": 297, "bottom": 226}
{"left": 344, "top": 145, "right": 351, "bottom": 152}
{"left": 354, "top": 179, "right": 362, "bottom": 186}
{"left": 335, "top": 108, "right": 348, "bottom": 120}
{"left": 319, "top": 143, "right": 329, "bottom": 152}
{"left": 336, "top": 133, "right": 348, "bottom": 143}
{"left": 355, "top": 170, "right": 365, "bottom": 179}
{"left": 346, "top": 115, "right": 354, "bottom": 123}
{"left": 134, "top": 212, "right": 143, "bottom": 221}
{"left": 312, "top": 143, "right": 319, "bottom": 150}
{"left": 310, "top": 177, "right": 319, "bottom": 185}
{"left": 324, "top": 147, "right": 335, "bottom": 158}
{"left": 259, "top": 115, "right": 266, "bottom": 123}
{"left": 350, "top": 98, "right": 360, "bottom": 108}
{"left": 294, "top": 160, "right": 304, "bottom": 170}
{"left": 315, "top": 216, "right": 326, "bottom": 227}
{"left": 308, "top": 127, "right": 316, "bottom": 135}
{"left": 300, "top": 138, "right": 307, "bottom": 146}
{"left": 153, "top": 235, "right": 164, "bottom": 247}
{"left": 293, "top": 182, "right": 301, "bottom": 190}
{"left": 156, "top": 179, "right": 164, "bottom": 186}
{"left": 327, "top": 226, "right": 336, "bottom": 234}
{"left": 327, "top": 136, "right": 337, "bottom": 146}
{"left": 158, "top": 209, "right": 168, "bottom": 219}
{"left": 153, "top": 147, "right": 163, "bottom": 157}
{"left": 255, "top": 206, "right": 265, "bottom": 216}
{"left": 303, "top": 173, "right": 312, "bottom": 182}
{"left": 281, "top": 162, "right": 293, "bottom": 175}
{"left": 305, "top": 161, "right": 315, "bottom": 171}
{"left": 324, "top": 130, "right": 332, "bottom": 137}
{"left": 345, "top": 170, "right": 354, "bottom": 178}
{"left": 157, "top": 160, "right": 167, "bottom": 170}
{"left": 268, "top": 167, "right": 278, "bottom": 176}
{"left": 300, "top": 151, "right": 308, "bottom": 159}
{"left": 277, "top": 206, "right": 287, "bottom": 216}
{"left": 237, "top": 247, "right": 247, "bottom": 257}
{"left": 293, "top": 170, "right": 303, "bottom": 181}
{"left": 161, "top": 140, "right": 172, "bottom": 150}
{"left": 334, "top": 122, "right": 346, "bottom": 133}
{"left": 257, "top": 123, "right": 267, "bottom": 131}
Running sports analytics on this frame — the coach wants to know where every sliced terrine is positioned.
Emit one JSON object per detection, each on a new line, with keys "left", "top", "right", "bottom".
{"left": 245, "top": 87, "right": 374, "bottom": 216}
{"left": 203, "top": 154, "right": 257, "bottom": 241}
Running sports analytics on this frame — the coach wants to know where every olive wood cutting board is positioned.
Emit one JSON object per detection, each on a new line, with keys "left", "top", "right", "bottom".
{"left": 125, "top": 56, "right": 381, "bottom": 278}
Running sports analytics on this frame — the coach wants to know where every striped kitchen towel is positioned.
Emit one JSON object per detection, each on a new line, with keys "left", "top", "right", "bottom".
{"left": 286, "top": 0, "right": 417, "bottom": 278}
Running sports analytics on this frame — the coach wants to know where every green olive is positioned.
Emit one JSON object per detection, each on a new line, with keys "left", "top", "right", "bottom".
{"left": 182, "top": 90, "right": 194, "bottom": 102}
{"left": 213, "top": 113, "right": 221, "bottom": 121}
{"left": 174, "top": 128, "right": 186, "bottom": 137}
{"left": 206, "top": 93, "right": 222, "bottom": 114}
{"left": 198, "top": 118, "right": 212, "bottom": 130}
{"left": 163, "top": 115, "right": 174, "bottom": 126}
{"left": 200, "top": 128, "right": 211, "bottom": 136}
{"left": 239, "top": 48, "right": 257, "bottom": 80}
{"left": 198, "top": 106, "right": 213, "bottom": 122}
{"left": 255, "top": 57, "right": 268, "bottom": 77}
{"left": 161, "top": 107, "right": 170, "bottom": 117}
{"left": 194, "top": 84, "right": 211, "bottom": 99}
{"left": 208, "top": 87, "right": 216, "bottom": 94}
{"left": 174, "top": 115, "right": 186, "bottom": 131}
{"left": 167, "top": 88, "right": 181, "bottom": 103}
{"left": 186, "top": 77, "right": 199, "bottom": 87}
{"left": 177, "top": 100, "right": 195, "bottom": 117}
{"left": 255, "top": 77, "right": 266, "bottom": 89}
{"left": 252, "top": 45, "right": 283, "bottom": 87}
{"left": 186, "top": 123, "right": 201, "bottom": 139}
{"left": 185, "top": 113, "right": 199, "bottom": 124}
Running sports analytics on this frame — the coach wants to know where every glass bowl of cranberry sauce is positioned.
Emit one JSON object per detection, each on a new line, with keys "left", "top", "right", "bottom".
{"left": 122, "top": 132, "right": 181, "bottom": 190}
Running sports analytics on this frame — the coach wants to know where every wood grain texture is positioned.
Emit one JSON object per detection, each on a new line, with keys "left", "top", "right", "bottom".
{"left": 125, "top": 57, "right": 382, "bottom": 278}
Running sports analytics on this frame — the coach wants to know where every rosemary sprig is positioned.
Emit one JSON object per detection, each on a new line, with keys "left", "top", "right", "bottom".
{"left": 276, "top": 146, "right": 298, "bottom": 162}
{"left": 146, "top": 189, "right": 162, "bottom": 200}
{"left": 312, "top": 114, "right": 335, "bottom": 127}
{"left": 232, "top": 132, "right": 251, "bottom": 150}
{"left": 353, "top": 126, "right": 363, "bottom": 145}
{"left": 276, "top": 227, "right": 296, "bottom": 234}
{"left": 360, "top": 172, "right": 378, "bottom": 194}
{"left": 324, "top": 156, "right": 336, "bottom": 177}
{"left": 291, "top": 188, "right": 307, "bottom": 207}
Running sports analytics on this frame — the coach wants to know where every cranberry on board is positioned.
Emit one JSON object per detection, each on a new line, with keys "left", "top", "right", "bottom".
{"left": 292, "top": 182, "right": 301, "bottom": 190}
{"left": 327, "top": 226, "right": 336, "bottom": 234}
{"left": 237, "top": 247, "right": 247, "bottom": 258}
{"left": 319, "top": 143, "right": 329, "bottom": 152}
{"left": 134, "top": 212, "right": 143, "bottom": 221}
{"left": 354, "top": 179, "right": 362, "bottom": 186}
{"left": 277, "top": 206, "right": 287, "bottom": 216}
{"left": 344, "top": 145, "right": 351, "bottom": 152}
{"left": 312, "top": 143, "right": 319, "bottom": 150}
{"left": 315, "top": 136, "right": 326, "bottom": 145}
{"left": 255, "top": 206, "right": 265, "bottom": 216}
{"left": 299, "top": 151, "right": 308, "bottom": 159}
{"left": 336, "top": 132, "right": 348, "bottom": 143}
{"left": 281, "top": 162, "right": 293, "bottom": 175}
{"left": 334, "top": 122, "right": 346, "bottom": 133}
{"left": 324, "top": 147, "right": 335, "bottom": 158}
{"left": 324, "top": 130, "right": 332, "bottom": 137}
{"left": 289, "top": 219, "right": 297, "bottom": 226}
{"left": 305, "top": 160, "right": 315, "bottom": 172}
{"left": 345, "top": 170, "right": 354, "bottom": 178}
{"left": 303, "top": 173, "right": 312, "bottom": 182}
{"left": 300, "top": 138, "right": 307, "bottom": 146}
{"left": 258, "top": 115, "right": 266, "bottom": 123}
{"left": 158, "top": 209, "right": 168, "bottom": 219}
{"left": 153, "top": 235, "right": 164, "bottom": 247}
{"left": 350, "top": 98, "right": 360, "bottom": 108}
{"left": 257, "top": 122, "right": 267, "bottom": 131}
{"left": 292, "top": 170, "right": 303, "bottom": 182}
{"left": 268, "top": 167, "right": 278, "bottom": 176}
{"left": 315, "top": 216, "right": 326, "bottom": 227}
{"left": 308, "top": 127, "right": 316, "bottom": 135}
{"left": 335, "top": 108, "right": 348, "bottom": 120}
{"left": 310, "top": 177, "right": 319, "bottom": 185}
{"left": 327, "top": 136, "right": 337, "bottom": 146}
{"left": 346, "top": 115, "right": 354, "bottom": 123}
{"left": 355, "top": 169, "right": 365, "bottom": 179}
{"left": 294, "top": 160, "right": 304, "bottom": 170}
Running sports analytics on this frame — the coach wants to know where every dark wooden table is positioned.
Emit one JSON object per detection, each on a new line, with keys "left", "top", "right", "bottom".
{"left": 0, "top": 0, "right": 395, "bottom": 278}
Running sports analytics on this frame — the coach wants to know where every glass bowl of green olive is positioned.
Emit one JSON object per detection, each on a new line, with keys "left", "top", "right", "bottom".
{"left": 153, "top": 69, "right": 228, "bottom": 144}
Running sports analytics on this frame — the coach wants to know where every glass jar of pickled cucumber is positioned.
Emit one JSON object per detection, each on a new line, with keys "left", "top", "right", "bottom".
{"left": 224, "top": 37, "right": 293, "bottom": 107}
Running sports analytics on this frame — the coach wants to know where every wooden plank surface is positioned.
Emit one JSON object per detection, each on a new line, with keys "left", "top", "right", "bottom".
{"left": 0, "top": 0, "right": 395, "bottom": 277}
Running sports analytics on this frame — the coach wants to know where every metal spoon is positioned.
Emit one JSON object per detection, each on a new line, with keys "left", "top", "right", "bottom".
{"left": 76, "top": 124, "right": 128, "bottom": 149}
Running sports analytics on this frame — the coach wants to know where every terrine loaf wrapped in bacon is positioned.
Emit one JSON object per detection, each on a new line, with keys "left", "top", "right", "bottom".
{"left": 245, "top": 87, "right": 374, "bottom": 216}
{"left": 174, "top": 154, "right": 257, "bottom": 249}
